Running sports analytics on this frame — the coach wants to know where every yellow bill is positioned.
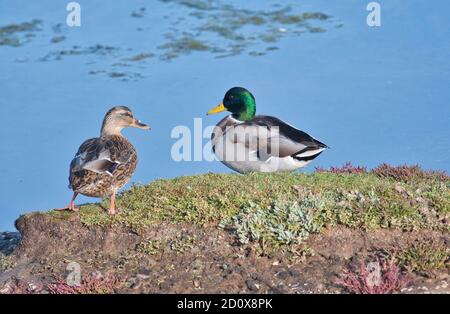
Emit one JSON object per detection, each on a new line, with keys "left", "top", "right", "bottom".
{"left": 207, "top": 103, "right": 226, "bottom": 115}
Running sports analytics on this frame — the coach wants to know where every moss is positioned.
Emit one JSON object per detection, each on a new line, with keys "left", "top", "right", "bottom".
{"left": 47, "top": 171, "right": 448, "bottom": 234}
{"left": 138, "top": 239, "right": 165, "bottom": 255}
{"left": 138, "top": 234, "right": 196, "bottom": 255}
{"left": 398, "top": 240, "right": 449, "bottom": 274}
{"left": 169, "top": 234, "right": 196, "bottom": 253}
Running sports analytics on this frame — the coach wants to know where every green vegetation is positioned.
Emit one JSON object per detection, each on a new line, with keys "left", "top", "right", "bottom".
{"left": 271, "top": 12, "right": 329, "bottom": 25}
{"left": 124, "top": 53, "right": 155, "bottom": 62}
{"left": 0, "top": 19, "right": 42, "bottom": 47}
{"left": 49, "top": 168, "right": 449, "bottom": 236}
{"left": 0, "top": 254, "right": 15, "bottom": 272}
{"left": 398, "top": 240, "right": 449, "bottom": 274}
{"left": 169, "top": 234, "right": 196, "bottom": 253}
{"left": 157, "top": 1, "right": 336, "bottom": 60}
{"left": 220, "top": 199, "right": 321, "bottom": 248}
{"left": 138, "top": 239, "right": 165, "bottom": 255}
{"left": 158, "top": 37, "right": 210, "bottom": 60}
{"left": 138, "top": 234, "right": 196, "bottom": 255}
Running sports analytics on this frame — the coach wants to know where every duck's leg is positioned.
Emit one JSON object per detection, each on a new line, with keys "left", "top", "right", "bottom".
{"left": 55, "top": 192, "right": 79, "bottom": 212}
{"left": 108, "top": 192, "right": 117, "bottom": 215}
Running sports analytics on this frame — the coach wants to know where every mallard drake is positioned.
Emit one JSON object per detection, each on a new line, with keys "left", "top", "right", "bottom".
{"left": 207, "top": 87, "right": 327, "bottom": 173}
{"left": 57, "top": 106, "right": 150, "bottom": 215}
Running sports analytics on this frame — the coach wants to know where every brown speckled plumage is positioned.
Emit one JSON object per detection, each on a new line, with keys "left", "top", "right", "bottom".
{"left": 69, "top": 135, "right": 138, "bottom": 197}
{"left": 60, "top": 106, "right": 150, "bottom": 214}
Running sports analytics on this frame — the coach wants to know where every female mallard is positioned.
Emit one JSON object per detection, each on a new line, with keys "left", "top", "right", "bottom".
{"left": 207, "top": 87, "right": 327, "bottom": 173}
{"left": 57, "top": 106, "right": 150, "bottom": 215}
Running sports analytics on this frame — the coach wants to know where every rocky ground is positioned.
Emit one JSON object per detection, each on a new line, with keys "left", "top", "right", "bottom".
{"left": 0, "top": 165, "right": 449, "bottom": 294}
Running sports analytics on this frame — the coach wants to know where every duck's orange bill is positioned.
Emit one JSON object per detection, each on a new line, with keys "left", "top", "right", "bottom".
{"left": 207, "top": 103, "right": 226, "bottom": 115}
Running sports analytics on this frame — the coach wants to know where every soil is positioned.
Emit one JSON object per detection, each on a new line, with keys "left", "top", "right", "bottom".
{"left": 0, "top": 212, "right": 448, "bottom": 294}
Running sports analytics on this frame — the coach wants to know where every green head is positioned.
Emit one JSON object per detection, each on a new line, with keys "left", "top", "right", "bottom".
{"left": 207, "top": 87, "right": 256, "bottom": 121}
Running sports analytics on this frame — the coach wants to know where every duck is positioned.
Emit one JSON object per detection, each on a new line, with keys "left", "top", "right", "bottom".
{"left": 207, "top": 87, "right": 327, "bottom": 173}
{"left": 56, "top": 106, "right": 150, "bottom": 215}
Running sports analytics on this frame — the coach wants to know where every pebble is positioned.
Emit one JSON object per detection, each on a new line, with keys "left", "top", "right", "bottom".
{"left": 137, "top": 273, "right": 150, "bottom": 280}
{"left": 137, "top": 268, "right": 151, "bottom": 279}
{"left": 277, "top": 270, "right": 290, "bottom": 280}
{"left": 131, "top": 280, "right": 143, "bottom": 290}
{"left": 245, "top": 279, "right": 260, "bottom": 291}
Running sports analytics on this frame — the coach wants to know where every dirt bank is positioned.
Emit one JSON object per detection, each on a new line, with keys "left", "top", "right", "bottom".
{"left": 1, "top": 169, "right": 448, "bottom": 294}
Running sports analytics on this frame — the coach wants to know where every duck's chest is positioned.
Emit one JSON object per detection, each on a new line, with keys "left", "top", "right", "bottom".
{"left": 109, "top": 137, "right": 138, "bottom": 177}
{"left": 108, "top": 136, "right": 137, "bottom": 163}
{"left": 211, "top": 116, "right": 257, "bottom": 165}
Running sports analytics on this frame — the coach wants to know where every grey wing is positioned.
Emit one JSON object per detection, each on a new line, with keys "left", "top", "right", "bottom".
{"left": 70, "top": 138, "right": 119, "bottom": 176}
{"left": 240, "top": 116, "right": 327, "bottom": 160}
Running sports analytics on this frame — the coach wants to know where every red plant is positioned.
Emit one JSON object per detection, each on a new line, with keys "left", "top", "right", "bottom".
{"left": 316, "top": 162, "right": 367, "bottom": 174}
{"left": 47, "top": 272, "right": 123, "bottom": 294}
{"left": 336, "top": 256, "right": 409, "bottom": 294}
{"left": 371, "top": 164, "right": 449, "bottom": 182}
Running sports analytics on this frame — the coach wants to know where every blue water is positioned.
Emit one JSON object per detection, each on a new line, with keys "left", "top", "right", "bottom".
{"left": 1, "top": 0, "right": 449, "bottom": 231}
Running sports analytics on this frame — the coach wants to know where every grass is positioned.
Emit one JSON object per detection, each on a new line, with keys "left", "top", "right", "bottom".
{"left": 48, "top": 165, "right": 449, "bottom": 235}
